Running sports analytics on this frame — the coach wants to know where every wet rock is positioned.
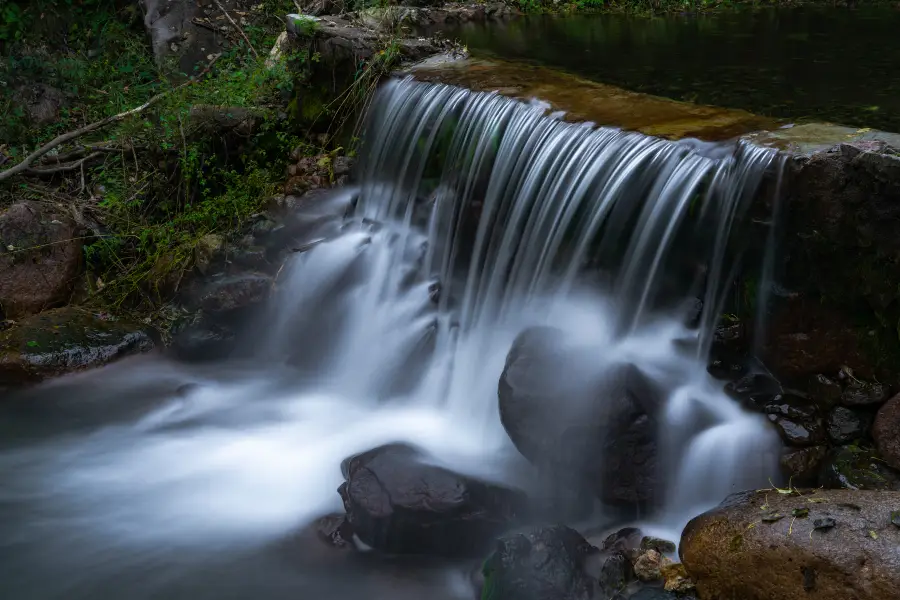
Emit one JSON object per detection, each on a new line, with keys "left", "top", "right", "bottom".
{"left": 706, "top": 345, "right": 746, "bottom": 380}
{"left": 633, "top": 549, "right": 670, "bottom": 582}
{"left": 661, "top": 562, "right": 695, "bottom": 595}
{"left": 315, "top": 513, "right": 354, "bottom": 549}
{"left": 841, "top": 380, "right": 890, "bottom": 407}
{"left": 600, "top": 527, "right": 645, "bottom": 558}
{"left": 338, "top": 445, "right": 526, "bottom": 557}
{"left": 724, "top": 372, "right": 782, "bottom": 411}
{"left": 766, "top": 413, "right": 826, "bottom": 447}
{"left": 808, "top": 373, "right": 843, "bottom": 408}
{"left": 826, "top": 406, "right": 873, "bottom": 444}
{"left": 0, "top": 202, "right": 82, "bottom": 318}
{"left": 819, "top": 445, "right": 900, "bottom": 491}
{"left": 480, "top": 525, "right": 599, "bottom": 600}
{"left": 170, "top": 320, "right": 236, "bottom": 362}
{"left": 596, "top": 551, "right": 632, "bottom": 596}
{"left": 0, "top": 308, "right": 155, "bottom": 385}
{"left": 190, "top": 272, "right": 273, "bottom": 316}
{"left": 498, "top": 326, "right": 660, "bottom": 508}
{"left": 780, "top": 445, "right": 828, "bottom": 484}
{"left": 640, "top": 537, "right": 676, "bottom": 555}
{"left": 680, "top": 489, "right": 900, "bottom": 600}
{"left": 874, "top": 393, "right": 900, "bottom": 470}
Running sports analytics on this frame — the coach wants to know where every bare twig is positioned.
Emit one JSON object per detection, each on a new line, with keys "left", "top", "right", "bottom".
{"left": 23, "top": 152, "right": 105, "bottom": 177}
{"left": 212, "top": 0, "right": 259, "bottom": 59}
{"left": 0, "top": 54, "right": 221, "bottom": 183}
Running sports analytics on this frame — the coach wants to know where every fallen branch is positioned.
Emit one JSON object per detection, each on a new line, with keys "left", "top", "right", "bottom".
{"left": 23, "top": 152, "right": 105, "bottom": 177}
{"left": 212, "top": 0, "right": 259, "bottom": 59}
{"left": 0, "top": 54, "right": 221, "bottom": 183}
{"left": 38, "top": 144, "right": 132, "bottom": 165}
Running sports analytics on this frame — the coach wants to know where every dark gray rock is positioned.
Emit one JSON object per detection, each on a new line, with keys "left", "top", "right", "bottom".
{"left": 841, "top": 380, "right": 890, "bottom": 406}
{"left": 498, "top": 327, "right": 660, "bottom": 508}
{"left": 0, "top": 308, "right": 156, "bottom": 386}
{"left": 808, "top": 374, "right": 843, "bottom": 408}
{"left": 338, "top": 444, "right": 526, "bottom": 557}
{"left": 481, "top": 525, "right": 599, "bottom": 600}
{"left": 724, "top": 372, "right": 782, "bottom": 411}
{"left": 314, "top": 513, "right": 353, "bottom": 549}
{"left": 826, "top": 406, "right": 873, "bottom": 444}
{"left": 171, "top": 320, "right": 236, "bottom": 362}
{"left": 189, "top": 272, "right": 273, "bottom": 315}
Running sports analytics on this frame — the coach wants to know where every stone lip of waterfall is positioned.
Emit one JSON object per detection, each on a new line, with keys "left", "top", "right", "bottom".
{"left": 403, "top": 54, "right": 900, "bottom": 152}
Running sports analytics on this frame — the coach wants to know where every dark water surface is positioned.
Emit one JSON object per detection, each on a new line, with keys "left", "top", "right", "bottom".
{"left": 441, "top": 7, "right": 900, "bottom": 132}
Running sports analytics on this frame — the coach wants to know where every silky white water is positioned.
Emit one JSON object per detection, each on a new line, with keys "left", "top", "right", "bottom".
{"left": 0, "top": 78, "right": 782, "bottom": 598}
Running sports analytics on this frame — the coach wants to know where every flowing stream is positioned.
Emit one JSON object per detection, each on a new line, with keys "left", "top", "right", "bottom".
{"left": 1, "top": 78, "right": 783, "bottom": 598}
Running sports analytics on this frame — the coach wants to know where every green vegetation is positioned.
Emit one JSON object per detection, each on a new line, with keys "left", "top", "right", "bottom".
{"left": 514, "top": 0, "right": 874, "bottom": 14}
{"left": 0, "top": 0, "right": 361, "bottom": 315}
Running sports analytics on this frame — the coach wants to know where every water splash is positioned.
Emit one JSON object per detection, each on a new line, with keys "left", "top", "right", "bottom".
{"left": 0, "top": 77, "right": 783, "bottom": 598}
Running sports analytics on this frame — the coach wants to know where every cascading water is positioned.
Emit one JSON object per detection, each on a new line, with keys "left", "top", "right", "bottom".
{"left": 0, "top": 77, "right": 782, "bottom": 599}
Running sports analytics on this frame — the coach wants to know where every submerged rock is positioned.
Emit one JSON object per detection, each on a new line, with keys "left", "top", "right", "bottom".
{"left": 819, "top": 445, "right": 900, "bottom": 491}
{"left": 680, "top": 489, "right": 900, "bottom": 600}
{"left": 480, "top": 525, "right": 600, "bottom": 600}
{"left": 0, "top": 202, "right": 82, "bottom": 318}
{"left": 498, "top": 327, "right": 660, "bottom": 508}
{"left": 874, "top": 393, "right": 900, "bottom": 470}
{"left": 338, "top": 445, "right": 526, "bottom": 557}
{"left": 0, "top": 308, "right": 155, "bottom": 385}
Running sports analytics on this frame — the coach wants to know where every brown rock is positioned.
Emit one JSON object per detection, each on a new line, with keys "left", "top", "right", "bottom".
{"left": 780, "top": 445, "right": 827, "bottom": 484}
{"left": 0, "top": 308, "right": 156, "bottom": 385}
{"left": 0, "top": 202, "right": 82, "bottom": 318}
{"left": 633, "top": 549, "right": 671, "bottom": 582}
{"left": 661, "top": 562, "right": 695, "bottom": 594}
{"left": 874, "top": 393, "right": 900, "bottom": 470}
{"left": 680, "top": 489, "right": 900, "bottom": 600}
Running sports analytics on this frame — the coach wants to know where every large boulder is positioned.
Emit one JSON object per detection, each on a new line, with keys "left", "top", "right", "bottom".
{"left": 0, "top": 202, "right": 82, "bottom": 318}
{"left": 873, "top": 392, "right": 900, "bottom": 471}
{"left": 498, "top": 327, "right": 660, "bottom": 507}
{"left": 0, "top": 308, "right": 156, "bottom": 386}
{"left": 680, "top": 489, "right": 900, "bottom": 600}
{"left": 480, "top": 525, "right": 609, "bottom": 600}
{"left": 337, "top": 445, "right": 527, "bottom": 557}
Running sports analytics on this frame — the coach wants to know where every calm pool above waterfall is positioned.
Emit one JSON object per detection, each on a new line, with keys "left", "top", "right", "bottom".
{"left": 439, "top": 7, "right": 900, "bottom": 132}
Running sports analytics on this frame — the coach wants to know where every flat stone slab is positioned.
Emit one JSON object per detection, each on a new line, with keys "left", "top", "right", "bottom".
{"left": 743, "top": 122, "right": 900, "bottom": 155}
{"left": 404, "top": 56, "right": 779, "bottom": 141}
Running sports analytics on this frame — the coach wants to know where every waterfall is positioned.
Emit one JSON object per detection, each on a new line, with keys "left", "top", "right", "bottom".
{"left": 0, "top": 77, "right": 783, "bottom": 599}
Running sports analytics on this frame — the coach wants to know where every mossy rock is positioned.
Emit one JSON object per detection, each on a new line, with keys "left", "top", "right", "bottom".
{"left": 819, "top": 445, "right": 900, "bottom": 491}
{"left": 0, "top": 308, "right": 156, "bottom": 386}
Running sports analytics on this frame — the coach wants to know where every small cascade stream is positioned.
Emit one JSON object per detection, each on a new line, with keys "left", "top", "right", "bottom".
{"left": 0, "top": 78, "right": 783, "bottom": 599}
